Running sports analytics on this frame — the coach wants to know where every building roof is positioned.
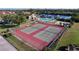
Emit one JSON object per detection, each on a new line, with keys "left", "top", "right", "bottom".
{"left": 0, "top": 11, "right": 15, "bottom": 14}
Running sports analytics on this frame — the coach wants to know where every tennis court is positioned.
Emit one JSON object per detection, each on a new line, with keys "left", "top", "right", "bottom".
{"left": 12, "top": 23, "right": 64, "bottom": 50}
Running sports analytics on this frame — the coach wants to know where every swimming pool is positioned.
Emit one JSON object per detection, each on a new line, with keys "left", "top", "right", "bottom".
{"left": 40, "top": 18, "right": 53, "bottom": 22}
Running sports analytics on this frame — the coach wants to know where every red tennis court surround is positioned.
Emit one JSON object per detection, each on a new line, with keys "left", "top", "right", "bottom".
{"left": 12, "top": 22, "right": 64, "bottom": 50}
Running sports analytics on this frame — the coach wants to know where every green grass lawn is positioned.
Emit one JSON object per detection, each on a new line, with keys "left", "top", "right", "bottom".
{"left": 54, "top": 23, "right": 79, "bottom": 50}
{"left": 0, "top": 27, "right": 7, "bottom": 33}
{"left": 5, "top": 35, "right": 35, "bottom": 51}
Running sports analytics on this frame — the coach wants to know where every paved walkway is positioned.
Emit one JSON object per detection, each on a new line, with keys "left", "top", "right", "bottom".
{"left": 0, "top": 35, "right": 17, "bottom": 51}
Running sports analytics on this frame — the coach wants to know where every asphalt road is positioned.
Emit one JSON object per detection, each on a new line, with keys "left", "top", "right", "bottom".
{"left": 0, "top": 35, "right": 17, "bottom": 51}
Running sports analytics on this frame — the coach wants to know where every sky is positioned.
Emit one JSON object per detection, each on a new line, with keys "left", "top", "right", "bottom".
{"left": 0, "top": 0, "right": 79, "bottom": 9}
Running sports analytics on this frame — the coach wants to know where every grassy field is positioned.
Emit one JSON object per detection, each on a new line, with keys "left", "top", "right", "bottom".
{"left": 54, "top": 23, "right": 79, "bottom": 50}
{"left": 0, "top": 27, "right": 7, "bottom": 33}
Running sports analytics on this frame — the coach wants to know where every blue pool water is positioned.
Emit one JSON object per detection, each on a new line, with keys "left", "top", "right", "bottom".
{"left": 40, "top": 18, "right": 53, "bottom": 22}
